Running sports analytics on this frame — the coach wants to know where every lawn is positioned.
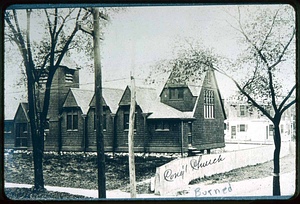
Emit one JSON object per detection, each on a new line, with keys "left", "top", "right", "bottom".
{"left": 4, "top": 150, "right": 175, "bottom": 193}
{"left": 4, "top": 149, "right": 295, "bottom": 199}
{"left": 5, "top": 188, "right": 94, "bottom": 200}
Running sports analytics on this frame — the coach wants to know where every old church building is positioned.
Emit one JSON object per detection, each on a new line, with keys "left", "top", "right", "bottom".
{"left": 4, "top": 62, "right": 226, "bottom": 154}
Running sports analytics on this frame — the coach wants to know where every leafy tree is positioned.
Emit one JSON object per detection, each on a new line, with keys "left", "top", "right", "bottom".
{"left": 217, "top": 6, "right": 295, "bottom": 196}
{"left": 147, "top": 5, "right": 295, "bottom": 196}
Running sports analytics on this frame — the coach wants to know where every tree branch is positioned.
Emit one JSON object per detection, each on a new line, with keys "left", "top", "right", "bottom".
{"left": 280, "top": 99, "right": 295, "bottom": 114}
{"left": 54, "top": 9, "right": 74, "bottom": 43}
{"left": 44, "top": 9, "right": 53, "bottom": 36}
{"left": 260, "top": 9, "right": 279, "bottom": 48}
{"left": 242, "top": 61, "right": 259, "bottom": 90}
{"left": 53, "top": 9, "right": 82, "bottom": 69}
{"left": 53, "top": 8, "right": 58, "bottom": 35}
{"left": 268, "top": 69, "right": 278, "bottom": 112}
{"left": 269, "top": 27, "right": 296, "bottom": 70}
{"left": 213, "top": 65, "right": 273, "bottom": 121}
{"left": 278, "top": 84, "right": 296, "bottom": 112}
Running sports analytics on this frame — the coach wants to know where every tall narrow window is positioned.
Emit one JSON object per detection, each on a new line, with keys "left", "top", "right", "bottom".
{"left": 280, "top": 124, "right": 284, "bottom": 133}
{"left": 103, "top": 113, "right": 107, "bottom": 131}
{"left": 240, "top": 105, "right": 246, "bottom": 116}
{"left": 67, "top": 109, "right": 78, "bottom": 130}
{"left": 124, "top": 111, "right": 129, "bottom": 130}
{"left": 178, "top": 89, "right": 184, "bottom": 99}
{"left": 94, "top": 108, "right": 107, "bottom": 131}
{"left": 169, "top": 88, "right": 176, "bottom": 99}
{"left": 269, "top": 124, "right": 274, "bottom": 137}
{"left": 204, "top": 90, "right": 214, "bottom": 119}
{"left": 169, "top": 88, "right": 184, "bottom": 99}
{"left": 124, "top": 107, "right": 136, "bottom": 130}
{"left": 231, "top": 126, "right": 236, "bottom": 139}
{"left": 16, "top": 123, "right": 28, "bottom": 147}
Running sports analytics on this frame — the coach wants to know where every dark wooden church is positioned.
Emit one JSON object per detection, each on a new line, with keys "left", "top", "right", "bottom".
{"left": 4, "top": 62, "right": 226, "bottom": 154}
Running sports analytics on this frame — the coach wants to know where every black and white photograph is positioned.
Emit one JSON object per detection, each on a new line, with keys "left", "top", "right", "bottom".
{"left": 3, "top": 3, "right": 297, "bottom": 200}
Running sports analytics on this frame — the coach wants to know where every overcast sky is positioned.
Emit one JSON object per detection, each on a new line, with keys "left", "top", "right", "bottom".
{"left": 4, "top": 4, "right": 296, "bottom": 118}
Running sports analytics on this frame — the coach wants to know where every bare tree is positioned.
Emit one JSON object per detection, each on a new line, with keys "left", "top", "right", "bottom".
{"left": 217, "top": 6, "right": 296, "bottom": 196}
{"left": 4, "top": 7, "right": 88, "bottom": 191}
{"left": 147, "top": 5, "right": 295, "bottom": 196}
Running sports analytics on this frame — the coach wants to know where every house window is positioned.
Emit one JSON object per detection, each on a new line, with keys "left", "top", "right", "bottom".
{"left": 124, "top": 108, "right": 136, "bottom": 130}
{"left": 169, "top": 88, "right": 184, "bottom": 100}
{"left": 239, "top": 124, "right": 246, "bottom": 132}
{"left": 269, "top": 124, "right": 274, "bottom": 137}
{"left": 4, "top": 122, "right": 12, "bottom": 133}
{"left": 204, "top": 90, "right": 214, "bottom": 119}
{"left": 280, "top": 124, "right": 284, "bottom": 134}
{"left": 16, "top": 123, "right": 28, "bottom": 147}
{"left": 231, "top": 126, "right": 236, "bottom": 139}
{"left": 94, "top": 108, "right": 107, "bottom": 131}
{"left": 65, "top": 72, "right": 73, "bottom": 83}
{"left": 178, "top": 89, "right": 184, "bottom": 99}
{"left": 103, "top": 113, "right": 107, "bottom": 131}
{"left": 240, "top": 105, "right": 246, "bottom": 117}
{"left": 155, "top": 120, "right": 170, "bottom": 131}
{"left": 170, "top": 89, "right": 176, "bottom": 99}
{"left": 67, "top": 109, "right": 78, "bottom": 130}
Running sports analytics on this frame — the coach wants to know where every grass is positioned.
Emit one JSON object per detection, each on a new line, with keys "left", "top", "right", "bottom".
{"left": 4, "top": 150, "right": 174, "bottom": 193}
{"left": 5, "top": 188, "right": 94, "bottom": 200}
{"left": 4, "top": 150, "right": 295, "bottom": 199}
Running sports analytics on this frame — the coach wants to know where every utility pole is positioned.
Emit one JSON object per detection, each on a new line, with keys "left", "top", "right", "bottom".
{"left": 78, "top": 7, "right": 107, "bottom": 198}
{"left": 128, "top": 41, "right": 137, "bottom": 198}
{"left": 93, "top": 7, "right": 106, "bottom": 199}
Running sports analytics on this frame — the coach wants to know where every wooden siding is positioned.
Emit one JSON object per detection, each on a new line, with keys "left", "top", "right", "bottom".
{"left": 191, "top": 70, "right": 225, "bottom": 150}
{"left": 160, "top": 87, "right": 197, "bottom": 112}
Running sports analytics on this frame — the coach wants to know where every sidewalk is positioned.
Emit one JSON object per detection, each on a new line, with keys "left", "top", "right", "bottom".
{"left": 5, "top": 171, "right": 296, "bottom": 199}
{"left": 174, "top": 171, "right": 295, "bottom": 198}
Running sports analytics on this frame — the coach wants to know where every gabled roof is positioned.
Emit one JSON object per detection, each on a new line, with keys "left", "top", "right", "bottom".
{"left": 211, "top": 70, "right": 227, "bottom": 120}
{"left": 160, "top": 69, "right": 206, "bottom": 97}
{"left": 63, "top": 88, "right": 94, "bottom": 114}
{"left": 147, "top": 100, "right": 194, "bottom": 119}
{"left": 60, "top": 56, "right": 81, "bottom": 70}
{"left": 126, "top": 86, "right": 158, "bottom": 113}
{"left": 187, "top": 85, "right": 201, "bottom": 97}
{"left": 90, "top": 88, "right": 124, "bottom": 114}
{"left": 14, "top": 102, "right": 29, "bottom": 122}
{"left": 124, "top": 85, "right": 195, "bottom": 120}
{"left": 4, "top": 96, "right": 26, "bottom": 120}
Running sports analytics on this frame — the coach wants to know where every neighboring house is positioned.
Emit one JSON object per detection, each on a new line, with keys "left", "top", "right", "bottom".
{"left": 4, "top": 62, "right": 226, "bottom": 153}
{"left": 224, "top": 96, "right": 295, "bottom": 143}
{"left": 12, "top": 103, "right": 31, "bottom": 149}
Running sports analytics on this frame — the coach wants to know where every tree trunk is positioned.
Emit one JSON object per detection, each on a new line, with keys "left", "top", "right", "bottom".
{"left": 28, "top": 82, "right": 44, "bottom": 191}
{"left": 273, "top": 122, "right": 281, "bottom": 196}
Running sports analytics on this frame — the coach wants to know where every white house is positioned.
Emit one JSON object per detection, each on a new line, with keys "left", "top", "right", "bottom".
{"left": 224, "top": 95, "right": 295, "bottom": 144}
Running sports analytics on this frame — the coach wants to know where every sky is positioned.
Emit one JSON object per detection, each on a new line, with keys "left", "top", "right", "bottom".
{"left": 74, "top": 5, "right": 246, "bottom": 92}
{"left": 4, "top": 4, "right": 296, "bottom": 119}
